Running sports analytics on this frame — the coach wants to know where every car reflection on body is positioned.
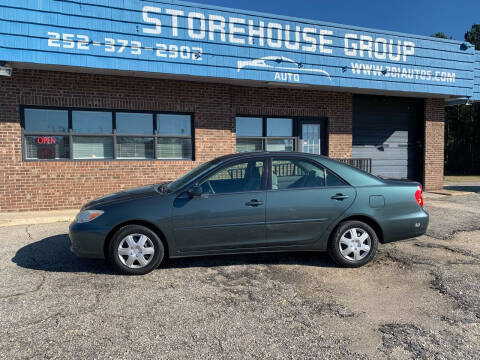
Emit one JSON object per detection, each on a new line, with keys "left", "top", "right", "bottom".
{"left": 69, "top": 152, "right": 428, "bottom": 275}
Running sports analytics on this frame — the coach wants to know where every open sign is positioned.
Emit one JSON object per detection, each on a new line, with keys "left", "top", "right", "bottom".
{"left": 36, "top": 136, "right": 57, "bottom": 145}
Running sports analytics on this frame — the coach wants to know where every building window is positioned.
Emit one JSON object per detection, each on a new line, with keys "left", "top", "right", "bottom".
{"left": 72, "top": 111, "right": 114, "bottom": 159}
{"left": 22, "top": 107, "right": 194, "bottom": 161}
{"left": 156, "top": 114, "right": 193, "bottom": 160}
{"left": 116, "top": 113, "right": 155, "bottom": 160}
{"left": 24, "top": 135, "right": 70, "bottom": 160}
{"left": 23, "top": 109, "right": 70, "bottom": 160}
{"left": 236, "top": 117, "right": 295, "bottom": 153}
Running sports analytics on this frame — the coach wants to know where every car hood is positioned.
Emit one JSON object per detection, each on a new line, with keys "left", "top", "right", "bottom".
{"left": 82, "top": 184, "right": 163, "bottom": 209}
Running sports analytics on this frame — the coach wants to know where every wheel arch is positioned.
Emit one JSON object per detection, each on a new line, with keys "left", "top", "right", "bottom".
{"left": 330, "top": 215, "right": 385, "bottom": 244}
{"left": 104, "top": 220, "right": 170, "bottom": 259}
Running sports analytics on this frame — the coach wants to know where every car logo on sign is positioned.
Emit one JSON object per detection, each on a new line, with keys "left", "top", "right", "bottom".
{"left": 237, "top": 56, "right": 331, "bottom": 80}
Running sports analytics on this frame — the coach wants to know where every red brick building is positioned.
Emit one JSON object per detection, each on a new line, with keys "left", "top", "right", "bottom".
{"left": 0, "top": 69, "right": 445, "bottom": 211}
{"left": 1, "top": 0, "right": 477, "bottom": 212}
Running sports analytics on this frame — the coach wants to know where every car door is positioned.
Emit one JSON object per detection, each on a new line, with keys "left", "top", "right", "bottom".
{"left": 172, "top": 158, "right": 267, "bottom": 253}
{"left": 265, "top": 157, "right": 356, "bottom": 246}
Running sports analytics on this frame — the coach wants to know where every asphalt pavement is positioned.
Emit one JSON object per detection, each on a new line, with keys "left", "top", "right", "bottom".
{"left": 1, "top": 193, "right": 480, "bottom": 359}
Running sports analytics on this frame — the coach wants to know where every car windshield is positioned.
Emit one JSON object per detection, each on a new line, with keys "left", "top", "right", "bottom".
{"left": 166, "top": 158, "right": 223, "bottom": 193}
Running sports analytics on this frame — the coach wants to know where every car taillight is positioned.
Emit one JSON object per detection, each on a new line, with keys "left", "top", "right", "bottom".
{"left": 415, "top": 186, "right": 423, "bottom": 207}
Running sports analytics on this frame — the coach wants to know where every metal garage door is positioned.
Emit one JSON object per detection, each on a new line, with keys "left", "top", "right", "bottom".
{"left": 353, "top": 95, "right": 423, "bottom": 180}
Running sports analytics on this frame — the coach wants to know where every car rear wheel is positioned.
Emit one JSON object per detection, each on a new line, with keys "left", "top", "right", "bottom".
{"left": 328, "top": 220, "right": 378, "bottom": 267}
{"left": 108, "top": 225, "right": 164, "bottom": 275}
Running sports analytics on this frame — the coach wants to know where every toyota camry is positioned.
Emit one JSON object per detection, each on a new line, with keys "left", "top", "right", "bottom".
{"left": 69, "top": 152, "right": 428, "bottom": 275}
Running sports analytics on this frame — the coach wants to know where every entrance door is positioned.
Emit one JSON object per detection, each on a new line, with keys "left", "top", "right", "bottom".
{"left": 297, "top": 119, "right": 327, "bottom": 155}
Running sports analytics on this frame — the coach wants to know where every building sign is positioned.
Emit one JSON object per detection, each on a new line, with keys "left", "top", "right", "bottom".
{"left": 475, "top": 52, "right": 480, "bottom": 101}
{"left": 36, "top": 136, "right": 56, "bottom": 145}
{"left": 0, "top": 0, "right": 479, "bottom": 98}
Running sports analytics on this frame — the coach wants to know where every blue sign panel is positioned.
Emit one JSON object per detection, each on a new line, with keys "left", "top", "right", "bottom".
{"left": 474, "top": 52, "right": 480, "bottom": 101}
{"left": 0, "top": 0, "right": 477, "bottom": 98}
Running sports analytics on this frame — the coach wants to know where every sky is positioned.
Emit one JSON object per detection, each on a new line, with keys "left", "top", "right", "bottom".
{"left": 191, "top": 0, "right": 479, "bottom": 41}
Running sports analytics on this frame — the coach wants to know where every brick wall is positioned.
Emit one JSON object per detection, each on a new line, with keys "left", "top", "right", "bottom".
{"left": 424, "top": 98, "right": 445, "bottom": 191}
{"left": 0, "top": 69, "right": 353, "bottom": 211}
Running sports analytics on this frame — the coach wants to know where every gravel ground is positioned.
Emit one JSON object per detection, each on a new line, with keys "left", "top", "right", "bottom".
{"left": 1, "top": 193, "right": 480, "bottom": 359}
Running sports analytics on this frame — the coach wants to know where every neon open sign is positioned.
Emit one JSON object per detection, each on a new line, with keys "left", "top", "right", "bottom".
{"left": 36, "top": 136, "right": 57, "bottom": 145}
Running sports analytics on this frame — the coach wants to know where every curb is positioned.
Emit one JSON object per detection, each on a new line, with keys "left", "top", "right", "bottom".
{"left": 0, "top": 210, "right": 78, "bottom": 228}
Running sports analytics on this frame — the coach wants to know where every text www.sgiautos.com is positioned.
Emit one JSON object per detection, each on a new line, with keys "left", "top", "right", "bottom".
{"left": 350, "top": 63, "right": 456, "bottom": 83}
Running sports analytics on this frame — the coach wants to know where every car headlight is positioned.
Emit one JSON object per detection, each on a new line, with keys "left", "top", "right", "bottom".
{"left": 76, "top": 210, "right": 104, "bottom": 223}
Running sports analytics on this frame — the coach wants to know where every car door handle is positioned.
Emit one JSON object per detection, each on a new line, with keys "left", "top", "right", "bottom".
{"left": 331, "top": 194, "right": 350, "bottom": 201}
{"left": 245, "top": 199, "right": 264, "bottom": 207}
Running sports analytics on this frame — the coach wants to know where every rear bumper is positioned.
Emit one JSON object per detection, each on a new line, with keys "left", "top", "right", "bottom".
{"left": 69, "top": 221, "right": 108, "bottom": 259}
{"left": 382, "top": 208, "right": 429, "bottom": 244}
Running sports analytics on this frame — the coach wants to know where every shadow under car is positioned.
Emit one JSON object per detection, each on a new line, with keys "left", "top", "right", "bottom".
{"left": 12, "top": 233, "right": 335, "bottom": 274}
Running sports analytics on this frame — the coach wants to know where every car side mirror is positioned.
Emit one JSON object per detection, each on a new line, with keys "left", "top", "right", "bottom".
{"left": 188, "top": 184, "right": 202, "bottom": 198}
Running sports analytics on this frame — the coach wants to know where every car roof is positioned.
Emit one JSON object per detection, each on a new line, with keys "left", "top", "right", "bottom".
{"left": 215, "top": 151, "right": 326, "bottom": 161}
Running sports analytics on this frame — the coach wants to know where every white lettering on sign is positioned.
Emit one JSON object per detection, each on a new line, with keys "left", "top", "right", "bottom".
{"left": 229, "top": 17, "right": 246, "bottom": 44}
{"left": 188, "top": 12, "right": 206, "bottom": 39}
{"left": 46, "top": 32, "right": 203, "bottom": 61}
{"left": 43, "top": 5, "right": 461, "bottom": 87}
{"left": 142, "top": 6, "right": 162, "bottom": 34}
{"left": 344, "top": 33, "right": 415, "bottom": 62}
{"left": 274, "top": 72, "right": 300, "bottom": 82}
{"left": 267, "top": 23, "right": 283, "bottom": 48}
{"left": 374, "top": 38, "right": 387, "bottom": 60}
{"left": 141, "top": 6, "right": 337, "bottom": 55}
{"left": 248, "top": 20, "right": 265, "bottom": 46}
{"left": 165, "top": 9, "right": 183, "bottom": 37}
{"left": 208, "top": 15, "right": 226, "bottom": 42}
{"left": 319, "top": 30, "right": 333, "bottom": 54}
{"left": 141, "top": 6, "right": 415, "bottom": 62}
{"left": 284, "top": 25, "right": 300, "bottom": 50}
{"left": 350, "top": 62, "right": 456, "bottom": 83}
{"left": 302, "top": 28, "right": 317, "bottom": 52}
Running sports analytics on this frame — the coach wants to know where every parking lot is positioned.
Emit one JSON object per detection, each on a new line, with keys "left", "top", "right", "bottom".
{"left": 1, "top": 193, "right": 480, "bottom": 359}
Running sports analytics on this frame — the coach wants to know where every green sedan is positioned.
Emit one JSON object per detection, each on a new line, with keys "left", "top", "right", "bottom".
{"left": 69, "top": 152, "right": 428, "bottom": 275}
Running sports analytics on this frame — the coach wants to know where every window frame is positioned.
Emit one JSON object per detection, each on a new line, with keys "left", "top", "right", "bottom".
{"left": 267, "top": 155, "right": 350, "bottom": 191}
{"left": 20, "top": 105, "right": 195, "bottom": 162}
{"left": 235, "top": 116, "right": 296, "bottom": 153}
{"left": 196, "top": 157, "right": 268, "bottom": 196}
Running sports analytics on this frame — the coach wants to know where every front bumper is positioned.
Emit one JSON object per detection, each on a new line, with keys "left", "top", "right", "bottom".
{"left": 69, "top": 221, "right": 109, "bottom": 259}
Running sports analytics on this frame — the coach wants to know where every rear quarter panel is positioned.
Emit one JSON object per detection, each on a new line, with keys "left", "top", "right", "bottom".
{"left": 317, "top": 157, "right": 428, "bottom": 245}
{"left": 344, "top": 185, "right": 428, "bottom": 243}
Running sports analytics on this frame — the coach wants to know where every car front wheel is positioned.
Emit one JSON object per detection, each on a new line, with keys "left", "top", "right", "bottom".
{"left": 108, "top": 225, "right": 164, "bottom": 275}
{"left": 328, "top": 220, "right": 378, "bottom": 267}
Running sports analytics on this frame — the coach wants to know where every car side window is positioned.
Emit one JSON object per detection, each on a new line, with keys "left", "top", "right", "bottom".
{"left": 201, "top": 160, "right": 264, "bottom": 194}
{"left": 326, "top": 170, "right": 346, "bottom": 187}
{"left": 271, "top": 159, "right": 325, "bottom": 190}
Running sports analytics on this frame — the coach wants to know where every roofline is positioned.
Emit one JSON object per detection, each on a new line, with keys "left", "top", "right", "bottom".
{"left": 213, "top": 151, "right": 329, "bottom": 163}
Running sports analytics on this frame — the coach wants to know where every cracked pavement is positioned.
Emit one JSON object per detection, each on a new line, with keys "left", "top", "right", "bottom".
{"left": 1, "top": 193, "right": 480, "bottom": 359}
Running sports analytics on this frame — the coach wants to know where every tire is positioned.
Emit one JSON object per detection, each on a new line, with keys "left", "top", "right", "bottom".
{"left": 328, "top": 220, "right": 378, "bottom": 268}
{"left": 108, "top": 225, "right": 164, "bottom": 275}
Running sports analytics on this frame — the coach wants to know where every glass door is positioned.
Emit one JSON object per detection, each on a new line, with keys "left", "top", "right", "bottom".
{"left": 297, "top": 119, "right": 326, "bottom": 155}
{"left": 301, "top": 124, "right": 321, "bottom": 154}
